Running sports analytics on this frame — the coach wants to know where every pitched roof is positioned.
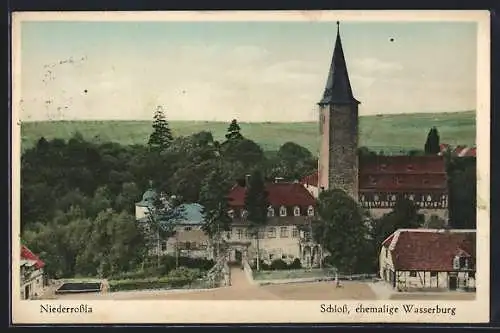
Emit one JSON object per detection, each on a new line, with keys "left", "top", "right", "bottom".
{"left": 318, "top": 22, "right": 360, "bottom": 106}
{"left": 300, "top": 172, "right": 319, "bottom": 187}
{"left": 386, "top": 229, "right": 476, "bottom": 271}
{"left": 21, "top": 245, "right": 45, "bottom": 269}
{"left": 359, "top": 155, "right": 447, "bottom": 175}
{"left": 228, "top": 182, "right": 316, "bottom": 207}
{"left": 439, "top": 143, "right": 476, "bottom": 157}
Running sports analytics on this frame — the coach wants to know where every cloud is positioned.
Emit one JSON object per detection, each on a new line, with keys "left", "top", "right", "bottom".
{"left": 351, "top": 57, "right": 403, "bottom": 74}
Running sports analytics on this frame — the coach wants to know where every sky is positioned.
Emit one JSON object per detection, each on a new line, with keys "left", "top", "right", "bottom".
{"left": 19, "top": 20, "right": 478, "bottom": 122}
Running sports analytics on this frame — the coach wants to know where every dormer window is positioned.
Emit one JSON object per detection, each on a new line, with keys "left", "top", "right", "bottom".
{"left": 369, "top": 176, "right": 377, "bottom": 185}
{"left": 279, "top": 206, "right": 287, "bottom": 217}
{"left": 453, "top": 255, "right": 469, "bottom": 270}
{"left": 380, "top": 164, "right": 387, "bottom": 171}
{"left": 227, "top": 209, "right": 235, "bottom": 218}
{"left": 307, "top": 205, "right": 315, "bottom": 217}
{"left": 293, "top": 206, "right": 301, "bottom": 216}
{"left": 241, "top": 209, "right": 248, "bottom": 219}
{"left": 407, "top": 164, "right": 414, "bottom": 171}
{"left": 267, "top": 206, "right": 275, "bottom": 217}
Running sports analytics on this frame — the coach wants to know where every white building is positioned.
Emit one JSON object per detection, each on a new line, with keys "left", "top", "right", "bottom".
{"left": 136, "top": 191, "right": 212, "bottom": 260}
{"left": 20, "top": 245, "right": 46, "bottom": 300}
{"left": 226, "top": 178, "right": 323, "bottom": 267}
{"left": 379, "top": 229, "right": 476, "bottom": 292}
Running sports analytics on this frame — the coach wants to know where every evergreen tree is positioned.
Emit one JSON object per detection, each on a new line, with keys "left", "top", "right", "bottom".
{"left": 199, "top": 167, "right": 233, "bottom": 257}
{"left": 225, "top": 119, "right": 243, "bottom": 141}
{"left": 424, "top": 127, "right": 441, "bottom": 155}
{"left": 148, "top": 106, "right": 173, "bottom": 151}
{"left": 244, "top": 169, "right": 269, "bottom": 271}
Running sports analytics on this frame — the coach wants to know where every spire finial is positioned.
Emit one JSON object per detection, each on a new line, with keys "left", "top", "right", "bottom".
{"left": 336, "top": 21, "right": 340, "bottom": 34}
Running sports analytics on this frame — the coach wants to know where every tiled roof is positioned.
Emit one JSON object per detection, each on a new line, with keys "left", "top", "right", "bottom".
{"left": 439, "top": 143, "right": 477, "bottom": 157}
{"left": 387, "top": 229, "right": 476, "bottom": 271}
{"left": 21, "top": 245, "right": 45, "bottom": 269}
{"left": 228, "top": 182, "right": 316, "bottom": 207}
{"left": 301, "top": 155, "right": 447, "bottom": 192}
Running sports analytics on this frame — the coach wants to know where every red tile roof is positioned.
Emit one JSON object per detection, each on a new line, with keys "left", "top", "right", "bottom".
{"left": 228, "top": 182, "right": 316, "bottom": 207}
{"left": 301, "top": 156, "right": 447, "bottom": 192}
{"left": 382, "top": 234, "right": 395, "bottom": 247}
{"left": 439, "top": 143, "right": 476, "bottom": 157}
{"left": 388, "top": 229, "right": 476, "bottom": 271}
{"left": 300, "top": 172, "right": 319, "bottom": 186}
{"left": 21, "top": 245, "right": 45, "bottom": 269}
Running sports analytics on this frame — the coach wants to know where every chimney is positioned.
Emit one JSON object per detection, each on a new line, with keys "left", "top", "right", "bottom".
{"left": 245, "top": 174, "right": 251, "bottom": 188}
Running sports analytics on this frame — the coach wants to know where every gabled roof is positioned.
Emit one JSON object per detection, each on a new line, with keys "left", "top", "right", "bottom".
{"left": 439, "top": 143, "right": 477, "bottom": 157}
{"left": 21, "top": 245, "right": 45, "bottom": 269}
{"left": 228, "top": 182, "right": 316, "bottom": 207}
{"left": 385, "top": 229, "right": 476, "bottom": 271}
{"left": 318, "top": 22, "right": 360, "bottom": 106}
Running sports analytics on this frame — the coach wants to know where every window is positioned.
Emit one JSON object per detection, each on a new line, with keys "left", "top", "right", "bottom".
{"left": 409, "top": 194, "right": 415, "bottom": 201}
{"left": 245, "top": 229, "right": 252, "bottom": 239}
{"left": 292, "top": 227, "right": 299, "bottom": 238}
{"left": 380, "top": 164, "right": 387, "bottom": 171}
{"left": 409, "top": 271, "right": 417, "bottom": 277}
{"left": 407, "top": 164, "right": 414, "bottom": 171}
{"left": 267, "top": 206, "right": 275, "bottom": 217}
{"left": 307, "top": 206, "right": 315, "bottom": 217}
{"left": 282, "top": 254, "right": 287, "bottom": 260}
{"left": 280, "top": 226, "right": 288, "bottom": 238}
{"left": 469, "top": 272, "right": 475, "bottom": 279}
{"left": 369, "top": 176, "right": 377, "bottom": 185}
{"left": 228, "top": 209, "right": 234, "bottom": 218}
{"left": 293, "top": 206, "right": 301, "bottom": 216}
{"left": 385, "top": 248, "right": 388, "bottom": 258}
{"left": 258, "top": 230, "right": 265, "bottom": 239}
{"left": 374, "top": 194, "right": 379, "bottom": 201}
{"left": 185, "top": 242, "right": 192, "bottom": 250}
{"left": 161, "top": 241, "right": 167, "bottom": 251}
{"left": 267, "top": 227, "right": 276, "bottom": 238}
{"left": 279, "top": 206, "right": 287, "bottom": 217}
{"left": 226, "top": 231, "right": 232, "bottom": 240}
{"left": 240, "top": 209, "right": 248, "bottom": 219}
{"left": 427, "top": 195, "right": 432, "bottom": 202}
{"left": 431, "top": 272, "right": 437, "bottom": 277}
{"left": 269, "top": 254, "right": 274, "bottom": 260}
{"left": 184, "top": 226, "right": 192, "bottom": 231}
{"left": 237, "top": 229, "right": 244, "bottom": 240}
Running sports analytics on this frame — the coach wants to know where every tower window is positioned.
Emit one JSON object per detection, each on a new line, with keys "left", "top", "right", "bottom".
{"left": 279, "top": 206, "right": 287, "bottom": 217}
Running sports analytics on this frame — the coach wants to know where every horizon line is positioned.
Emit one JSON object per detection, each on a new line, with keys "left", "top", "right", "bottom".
{"left": 20, "top": 110, "right": 476, "bottom": 124}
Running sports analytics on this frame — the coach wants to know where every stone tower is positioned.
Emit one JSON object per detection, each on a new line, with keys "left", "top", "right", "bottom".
{"left": 317, "top": 22, "right": 360, "bottom": 199}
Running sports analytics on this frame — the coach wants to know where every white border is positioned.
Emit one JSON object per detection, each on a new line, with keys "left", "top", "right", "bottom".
{"left": 11, "top": 10, "right": 491, "bottom": 324}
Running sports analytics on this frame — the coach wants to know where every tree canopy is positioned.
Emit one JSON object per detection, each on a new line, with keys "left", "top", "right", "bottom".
{"left": 424, "top": 126, "right": 440, "bottom": 155}
{"left": 148, "top": 106, "right": 174, "bottom": 151}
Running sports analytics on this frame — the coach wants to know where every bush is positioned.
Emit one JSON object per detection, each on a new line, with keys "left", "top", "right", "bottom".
{"left": 270, "top": 259, "right": 288, "bottom": 270}
{"left": 108, "top": 268, "right": 203, "bottom": 292}
{"left": 288, "top": 258, "right": 302, "bottom": 269}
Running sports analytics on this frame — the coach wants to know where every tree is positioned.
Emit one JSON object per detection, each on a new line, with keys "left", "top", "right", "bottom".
{"left": 244, "top": 169, "right": 269, "bottom": 271}
{"left": 199, "top": 167, "right": 233, "bottom": 258}
{"left": 424, "top": 127, "right": 440, "bottom": 155}
{"left": 148, "top": 106, "right": 174, "bottom": 151}
{"left": 313, "top": 189, "right": 370, "bottom": 275}
{"left": 144, "top": 191, "right": 186, "bottom": 269}
{"left": 225, "top": 119, "right": 243, "bottom": 141}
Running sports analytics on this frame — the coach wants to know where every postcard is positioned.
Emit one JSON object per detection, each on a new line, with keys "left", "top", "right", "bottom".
{"left": 11, "top": 10, "right": 490, "bottom": 324}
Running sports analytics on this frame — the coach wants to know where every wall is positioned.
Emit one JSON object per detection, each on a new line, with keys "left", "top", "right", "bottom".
{"left": 369, "top": 208, "right": 449, "bottom": 224}
{"left": 394, "top": 271, "right": 474, "bottom": 291}
{"left": 225, "top": 225, "right": 303, "bottom": 263}
{"left": 304, "top": 184, "right": 319, "bottom": 199}
{"left": 318, "top": 105, "right": 330, "bottom": 191}
{"left": 327, "top": 104, "right": 359, "bottom": 200}
{"left": 20, "top": 267, "right": 45, "bottom": 299}
{"left": 135, "top": 205, "right": 148, "bottom": 220}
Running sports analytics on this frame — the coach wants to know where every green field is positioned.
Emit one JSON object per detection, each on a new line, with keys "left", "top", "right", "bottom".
{"left": 20, "top": 111, "right": 475, "bottom": 154}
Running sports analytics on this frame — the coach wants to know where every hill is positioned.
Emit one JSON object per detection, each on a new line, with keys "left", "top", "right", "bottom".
{"left": 20, "top": 111, "right": 476, "bottom": 154}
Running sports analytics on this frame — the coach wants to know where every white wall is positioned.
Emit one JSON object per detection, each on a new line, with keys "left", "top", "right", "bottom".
{"left": 20, "top": 267, "right": 44, "bottom": 299}
{"left": 135, "top": 205, "right": 148, "bottom": 220}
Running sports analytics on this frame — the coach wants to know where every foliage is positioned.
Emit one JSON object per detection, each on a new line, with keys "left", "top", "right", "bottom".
{"left": 270, "top": 259, "right": 288, "bottom": 270}
{"left": 313, "top": 189, "right": 370, "bottom": 275}
{"left": 225, "top": 119, "right": 243, "bottom": 141}
{"left": 148, "top": 106, "right": 174, "bottom": 151}
{"left": 267, "top": 142, "right": 317, "bottom": 181}
{"left": 424, "top": 126, "right": 441, "bottom": 155}
{"left": 199, "top": 167, "right": 233, "bottom": 240}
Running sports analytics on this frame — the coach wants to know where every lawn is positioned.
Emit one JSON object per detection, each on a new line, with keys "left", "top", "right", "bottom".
{"left": 253, "top": 268, "right": 331, "bottom": 281}
{"left": 20, "top": 111, "right": 475, "bottom": 153}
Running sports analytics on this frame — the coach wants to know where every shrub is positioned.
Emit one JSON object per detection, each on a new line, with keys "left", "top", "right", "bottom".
{"left": 108, "top": 268, "right": 202, "bottom": 292}
{"left": 288, "top": 258, "right": 302, "bottom": 269}
{"left": 270, "top": 259, "right": 288, "bottom": 270}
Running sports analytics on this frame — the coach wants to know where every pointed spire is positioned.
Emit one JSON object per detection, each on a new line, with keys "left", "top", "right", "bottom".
{"left": 318, "top": 21, "right": 360, "bottom": 106}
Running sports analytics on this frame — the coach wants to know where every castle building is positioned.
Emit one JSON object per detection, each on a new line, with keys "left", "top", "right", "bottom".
{"left": 305, "top": 21, "right": 449, "bottom": 222}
